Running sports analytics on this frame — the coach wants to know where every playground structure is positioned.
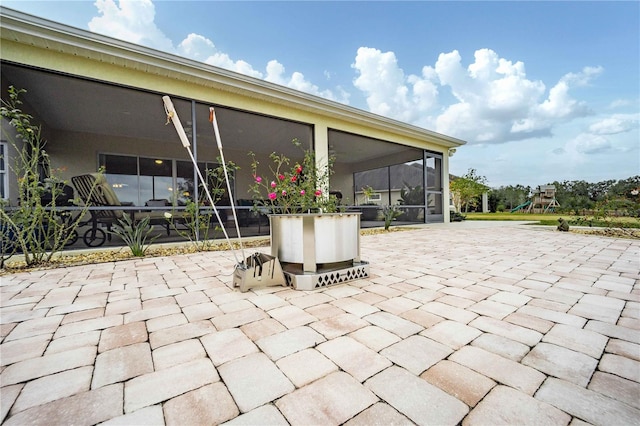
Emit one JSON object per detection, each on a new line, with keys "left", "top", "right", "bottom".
{"left": 511, "top": 185, "right": 560, "bottom": 213}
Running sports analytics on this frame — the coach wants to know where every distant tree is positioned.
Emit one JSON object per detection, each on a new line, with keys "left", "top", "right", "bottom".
{"left": 489, "top": 185, "right": 530, "bottom": 212}
{"left": 589, "top": 179, "right": 616, "bottom": 202}
{"left": 450, "top": 169, "right": 489, "bottom": 213}
{"left": 551, "top": 180, "right": 593, "bottom": 214}
{"left": 609, "top": 176, "right": 640, "bottom": 200}
{"left": 488, "top": 192, "right": 499, "bottom": 212}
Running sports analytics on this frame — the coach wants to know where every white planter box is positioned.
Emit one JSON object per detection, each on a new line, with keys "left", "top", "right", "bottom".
{"left": 270, "top": 213, "right": 361, "bottom": 273}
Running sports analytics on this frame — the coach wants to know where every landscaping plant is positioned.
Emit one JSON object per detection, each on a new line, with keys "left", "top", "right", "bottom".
{"left": 168, "top": 161, "right": 238, "bottom": 251}
{"left": 248, "top": 138, "right": 339, "bottom": 214}
{"left": 382, "top": 205, "right": 402, "bottom": 230}
{"left": 109, "top": 213, "right": 159, "bottom": 256}
{"left": 0, "top": 86, "right": 90, "bottom": 267}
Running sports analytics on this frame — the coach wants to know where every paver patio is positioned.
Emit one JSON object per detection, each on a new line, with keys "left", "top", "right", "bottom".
{"left": 1, "top": 222, "right": 639, "bottom": 425}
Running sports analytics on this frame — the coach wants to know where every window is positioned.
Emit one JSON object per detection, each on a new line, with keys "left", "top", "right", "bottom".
{"left": 0, "top": 142, "right": 7, "bottom": 200}
{"left": 98, "top": 153, "right": 232, "bottom": 206}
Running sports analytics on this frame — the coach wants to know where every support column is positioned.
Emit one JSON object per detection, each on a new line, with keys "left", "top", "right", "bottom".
{"left": 314, "top": 124, "right": 329, "bottom": 201}
{"left": 443, "top": 149, "right": 452, "bottom": 223}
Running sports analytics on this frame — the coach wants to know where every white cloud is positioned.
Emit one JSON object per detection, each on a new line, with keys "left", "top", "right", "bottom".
{"left": 177, "top": 33, "right": 216, "bottom": 62}
{"left": 89, "top": 0, "right": 174, "bottom": 52}
{"left": 264, "top": 60, "right": 349, "bottom": 103}
{"left": 608, "top": 99, "right": 634, "bottom": 109}
{"left": 352, "top": 47, "right": 438, "bottom": 124}
{"left": 570, "top": 133, "right": 612, "bottom": 154}
{"left": 352, "top": 47, "right": 603, "bottom": 146}
{"left": 588, "top": 114, "right": 639, "bottom": 135}
{"left": 87, "top": 0, "right": 346, "bottom": 103}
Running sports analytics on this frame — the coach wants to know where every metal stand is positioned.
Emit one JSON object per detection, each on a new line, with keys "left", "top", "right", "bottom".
{"left": 282, "top": 260, "right": 370, "bottom": 291}
{"left": 233, "top": 252, "right": 286, "bottom": 293}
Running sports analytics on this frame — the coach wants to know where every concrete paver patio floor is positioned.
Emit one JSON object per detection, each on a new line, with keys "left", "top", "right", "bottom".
{"left": 1, "top": 222, "right": 639, "bottom": 425}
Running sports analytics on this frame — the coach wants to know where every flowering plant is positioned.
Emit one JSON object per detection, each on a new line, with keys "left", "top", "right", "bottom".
{"left": 249, "top": 139, "right": 339, "bottom": 214}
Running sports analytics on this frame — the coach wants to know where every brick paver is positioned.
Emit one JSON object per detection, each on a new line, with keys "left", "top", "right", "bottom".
{"left": 1, "top": 346, "right": 97, "bottom": 386}
{"left": 1, "top": 224, "right": 638, "bottom": 425}
{"left": 92, "top": 342, "right": 153, "bottom": 388}
{"left": 255, "top": 326, "right": 325, "bottom": 361}
{"left": 381, "top": 335, "right": 452, "bottom": 375}
{"left": 421, "top": 360, "right": 496, "bottom": 407}
{"left": 218, "top": 352, "right": 294, "bottom": 413}
{"left": 450, "top": 346, "right": 546, "bottom": 395}
{"left": 277, "top": 372, "right": 377, "bottom": 425}
{"left": 588, "top": 371, "right": 640, "bottom": 410}
{"left": 344, "top": 402, "right": 412, "bottom": 425}
{"left": 10, "top": 366, "right": 92, "bottom": 413}
{"left": 98, "top": 321, "right": 147, "bottom": 353}
{"left": 200, "top": 328, "right": 259, "bottom": 366}
{"left": 464, "top": 385, "right": 571, "bottom": 425}
{"left": 124, "top": 358, "right": 218, "bottom": 413}
{"left": 151, "top": 338, "right": 206, "bottom": 370}
{"left": 536, "top": 377, "right": 640, "bottom": 425}
{"left": 542, "top": 323, "right": 608, "bottom": 358}
{"left": 421, "top": 319, "right": 482, "bottom": 349}
{"left": 275, "top": 348, "right": 338, "bottom": 388}
{"left": 366, "top": 366, "right": 468, "bottom": 425}
{"left": 521, "top": 342, "right": 598, "bottom": 387}
{"left": 318, "top": 336, "right": 392, "bottom": 381}
{"left": 471, "top": 333, "right": 530, "bottom": 361}
{"left": 3, "top": 383, "right": 123, "bottom": 426}
{"left": 163, "top": 382, "right": 239, "bottom": 425}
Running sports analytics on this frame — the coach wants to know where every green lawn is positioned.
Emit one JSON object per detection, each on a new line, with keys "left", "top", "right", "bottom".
{"left": 464, "top": 212, "right": 640, "bottom": 228}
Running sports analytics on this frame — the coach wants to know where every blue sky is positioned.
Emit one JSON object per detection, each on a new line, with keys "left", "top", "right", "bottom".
{"left": 4, "top": 0, "right": 639, "bottom": 188}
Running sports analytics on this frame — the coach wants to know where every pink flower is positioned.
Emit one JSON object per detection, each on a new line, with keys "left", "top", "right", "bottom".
{"left": 295, "top": 165, "right": 303, "bottom": 174}
{"left": 268, "top": 192, "right": 277, "bottom": 200}
{"left": 290, "top": 175, "right": 297, "bottom": 182}
{"left": 300, "top": 190, "right": 305, "bottom": 196}
{"left": 255, "top": 176, "right": 262, "bottom": 183}
{"left": 278, "top": 174, "right": 285, "bottom": 181}
{"left": 281, "top": 190, "right": 287, "bottom": 196}
{"left": 270, "top": 181, "right": 277, "bottom": 188}
{"left": 314, "top": 189, "right": 322, "bottom": 197}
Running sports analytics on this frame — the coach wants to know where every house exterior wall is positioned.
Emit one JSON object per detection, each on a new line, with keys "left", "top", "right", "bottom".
{"left": 1, "top": 8, "right": 464, "bottom": 221}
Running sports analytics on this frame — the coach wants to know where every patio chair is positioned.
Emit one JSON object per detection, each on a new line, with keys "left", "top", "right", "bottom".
{"left": 71, "top": 173, "right": 173, "bottom": 247}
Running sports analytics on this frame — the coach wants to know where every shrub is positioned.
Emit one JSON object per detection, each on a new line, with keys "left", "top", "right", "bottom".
{"left": 109, "top": 213, "right": 158, "bottom": 257}
{"left": 1, "top": 86, "right": 90, "bottom": 267}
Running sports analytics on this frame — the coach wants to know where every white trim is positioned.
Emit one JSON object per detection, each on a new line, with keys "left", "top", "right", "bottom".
{"left": 0, "top": 141, "right": 7, "bottom": 200}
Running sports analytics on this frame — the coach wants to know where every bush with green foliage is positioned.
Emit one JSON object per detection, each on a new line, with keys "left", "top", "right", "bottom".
{"left": 109, "top": 213, "right": 158, "bottom": 256}
{"left": 1, "top": 86, "right": 90, "bottom": 267}
{"left": 382, "top": 205, "right": 402, "bottom": 230}
{"left": 249, "top": 139, "right": 338, "bottom": 214}
{"left": 168, "top": 161, "right": 238, "bottom": 251}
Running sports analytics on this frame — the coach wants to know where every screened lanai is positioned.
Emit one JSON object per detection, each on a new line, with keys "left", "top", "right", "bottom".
{"left": 2, "top": 63, "right": 445, "bottom": 234}
{"left": 1, "top": 7, "right": 465, "bottom": 249}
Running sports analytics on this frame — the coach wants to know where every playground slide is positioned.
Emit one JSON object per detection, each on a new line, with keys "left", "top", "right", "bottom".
{"left": 510, "top": 200, "right": 531, "bottom": 213}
